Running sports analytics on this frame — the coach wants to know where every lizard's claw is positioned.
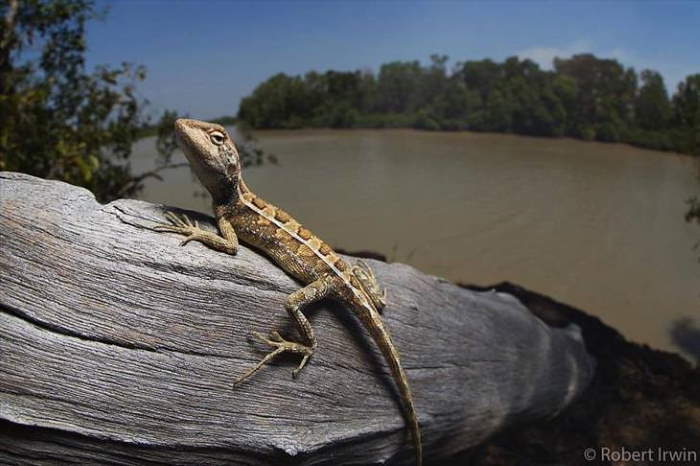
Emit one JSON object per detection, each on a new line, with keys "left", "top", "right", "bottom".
{"left": 234, "top": 330, "right": 314, "bottom": 386}
{"left": 154, "top": 212, "right": 204, "bottom": 246}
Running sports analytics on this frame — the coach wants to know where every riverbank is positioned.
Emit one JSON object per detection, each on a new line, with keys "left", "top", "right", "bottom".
{"left": 460, "top": 282, "right": 700, "bottom": 466}
{"left": 253, "top": 125, "right": 699, "bottom": 159}
{"left": 339, "top": 247, "right": 700, "bottom": 465}
{"left": 238, "top": 55, "right": 700, "bottom": 158}
{"left": 257, "top": 118, "right": 699, "bottom": 158}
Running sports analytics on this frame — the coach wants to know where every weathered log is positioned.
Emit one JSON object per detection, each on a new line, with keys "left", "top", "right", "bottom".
{"left": 0, "top": 172, "right": 594, "bottom": 465}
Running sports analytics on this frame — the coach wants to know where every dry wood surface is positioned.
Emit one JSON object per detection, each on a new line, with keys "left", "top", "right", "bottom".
{"left": 0, "top": 172, "right": 594, "bottom": 465}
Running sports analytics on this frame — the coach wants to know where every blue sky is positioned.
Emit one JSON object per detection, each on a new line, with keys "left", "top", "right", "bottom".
{"left": 87, "top": 1, "right": 700, "bottom": 120}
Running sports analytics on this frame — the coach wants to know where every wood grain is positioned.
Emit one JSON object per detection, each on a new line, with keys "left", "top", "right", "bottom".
{"left": 0, "top": 172, "right": 594, "bottom": 465}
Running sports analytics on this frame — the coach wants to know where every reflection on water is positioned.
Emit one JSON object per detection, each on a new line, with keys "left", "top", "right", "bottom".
{"left": 133, "top": 128, "right": 700, "bottom": 361}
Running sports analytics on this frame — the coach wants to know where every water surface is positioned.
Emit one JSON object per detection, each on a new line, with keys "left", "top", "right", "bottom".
{"left": 132, "top": 129, "right": 700, "bottom": 360}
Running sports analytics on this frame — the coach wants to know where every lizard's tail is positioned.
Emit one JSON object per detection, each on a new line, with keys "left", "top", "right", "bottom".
{"left": 360, "top": 310, "right": 423, "bottom": 466}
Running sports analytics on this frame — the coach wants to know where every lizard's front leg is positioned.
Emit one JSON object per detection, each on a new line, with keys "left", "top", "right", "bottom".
{"left": 234, "top": 274, "right": 338, "bottom": 386}
{"left": 154, "top": 212, "right": 238, "bottom": 255}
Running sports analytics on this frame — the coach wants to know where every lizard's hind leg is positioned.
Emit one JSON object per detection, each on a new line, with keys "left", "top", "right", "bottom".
{"left": 234, "top": 275, "right": 337, "bottom": 386}
{"left": 352, "top": 260, "right": 387, "bottom": 311}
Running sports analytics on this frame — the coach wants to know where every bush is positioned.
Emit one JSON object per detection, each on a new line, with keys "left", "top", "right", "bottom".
{"left": 414, "top": 111, "right": 440, "bottom": 131}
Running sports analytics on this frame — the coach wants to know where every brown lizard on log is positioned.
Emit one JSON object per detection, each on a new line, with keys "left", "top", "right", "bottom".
{"left": 154, "top": 119, "right": 422, "bottom": 465}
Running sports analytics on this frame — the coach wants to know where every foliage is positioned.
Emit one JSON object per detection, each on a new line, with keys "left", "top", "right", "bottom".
{"left": 210, "top": 115, "right": 237, "bottom": 126}
{"left": 672, "top": 74, "right": 700, "bottom": 156}
{"left": 636, "top": 70, "right": 672, "bottom": 131}
{"left": 231, "top": 117, "right": 278, "bottom": 167}
{"left": 1, "top": 0, "right": 183, "bottom": 202}
{"left": 237, "top": 53, "right": 700, "bottom": 156}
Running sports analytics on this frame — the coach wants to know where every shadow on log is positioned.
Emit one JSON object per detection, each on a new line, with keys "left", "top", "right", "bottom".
{"left": 0, "top": 172, "right": 594, "bottom": 465}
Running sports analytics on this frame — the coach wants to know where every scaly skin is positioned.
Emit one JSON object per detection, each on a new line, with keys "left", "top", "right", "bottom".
{"left": 155, "top": 118, "right": 422, "bottom": 465}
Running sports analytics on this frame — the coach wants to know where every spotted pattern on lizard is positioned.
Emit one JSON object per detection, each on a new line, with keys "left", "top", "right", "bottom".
{"left": 154, "top": 118, "right": 420, "bottom": 465}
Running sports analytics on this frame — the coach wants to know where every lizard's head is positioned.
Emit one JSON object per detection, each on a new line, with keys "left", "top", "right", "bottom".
{"left": 174, "top": 118, "right": 241, "bottom": 203}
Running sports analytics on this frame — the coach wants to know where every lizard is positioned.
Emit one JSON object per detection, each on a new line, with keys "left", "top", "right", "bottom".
{"left": 154, "top": 118, "right": 422, "bottom": 466}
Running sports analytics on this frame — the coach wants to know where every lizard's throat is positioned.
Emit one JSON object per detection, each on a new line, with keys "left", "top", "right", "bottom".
{"left": 207, "top": 172, "right": 241, "bottom": 205}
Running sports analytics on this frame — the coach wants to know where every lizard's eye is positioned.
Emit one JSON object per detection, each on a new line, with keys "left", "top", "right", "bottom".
{"left": 209, "top": 131, "right": 225, "bottom": 145}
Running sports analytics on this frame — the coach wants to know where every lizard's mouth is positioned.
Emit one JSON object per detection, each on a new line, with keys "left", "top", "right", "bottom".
{"left": 173, "top": 119, "right": 193, "bottom": 155}
{"left": 173, "top": 131, "right": 194, "bottom": 163}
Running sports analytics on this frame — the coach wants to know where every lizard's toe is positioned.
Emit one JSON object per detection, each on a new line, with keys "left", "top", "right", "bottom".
{"left": 236, "top": 329, "right": 315, "bottom": 385}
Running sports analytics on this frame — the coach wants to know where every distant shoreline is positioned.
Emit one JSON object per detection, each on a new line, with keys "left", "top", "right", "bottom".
{"left": 236, "top": 54, "right": 700, "bottom": 158}
{"left": 136, "top": 118, "right": 696, "bottom": 159}
{"left": 249, "top": 126, "right": 695, "bottom": 158}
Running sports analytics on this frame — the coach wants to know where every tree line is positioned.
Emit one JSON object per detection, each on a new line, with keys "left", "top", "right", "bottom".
{"left": 1, "top": 0, "right": 698, "bottom": 209}
{"left": 238, "top": 54, "right": 700, "bottom": 156}
{"left": 0, "top": 0, "right": 271, "bottom": 203}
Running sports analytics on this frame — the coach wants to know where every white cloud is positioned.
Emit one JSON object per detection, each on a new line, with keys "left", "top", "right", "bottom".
{"left": 517, "top": 40, "right": 693, "bottom": 90}
{"left": 607, "top": 47, "right": 631, "bottom": 63}
{"left": 517, "top": 39, "right": 592, "bottom": 70}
